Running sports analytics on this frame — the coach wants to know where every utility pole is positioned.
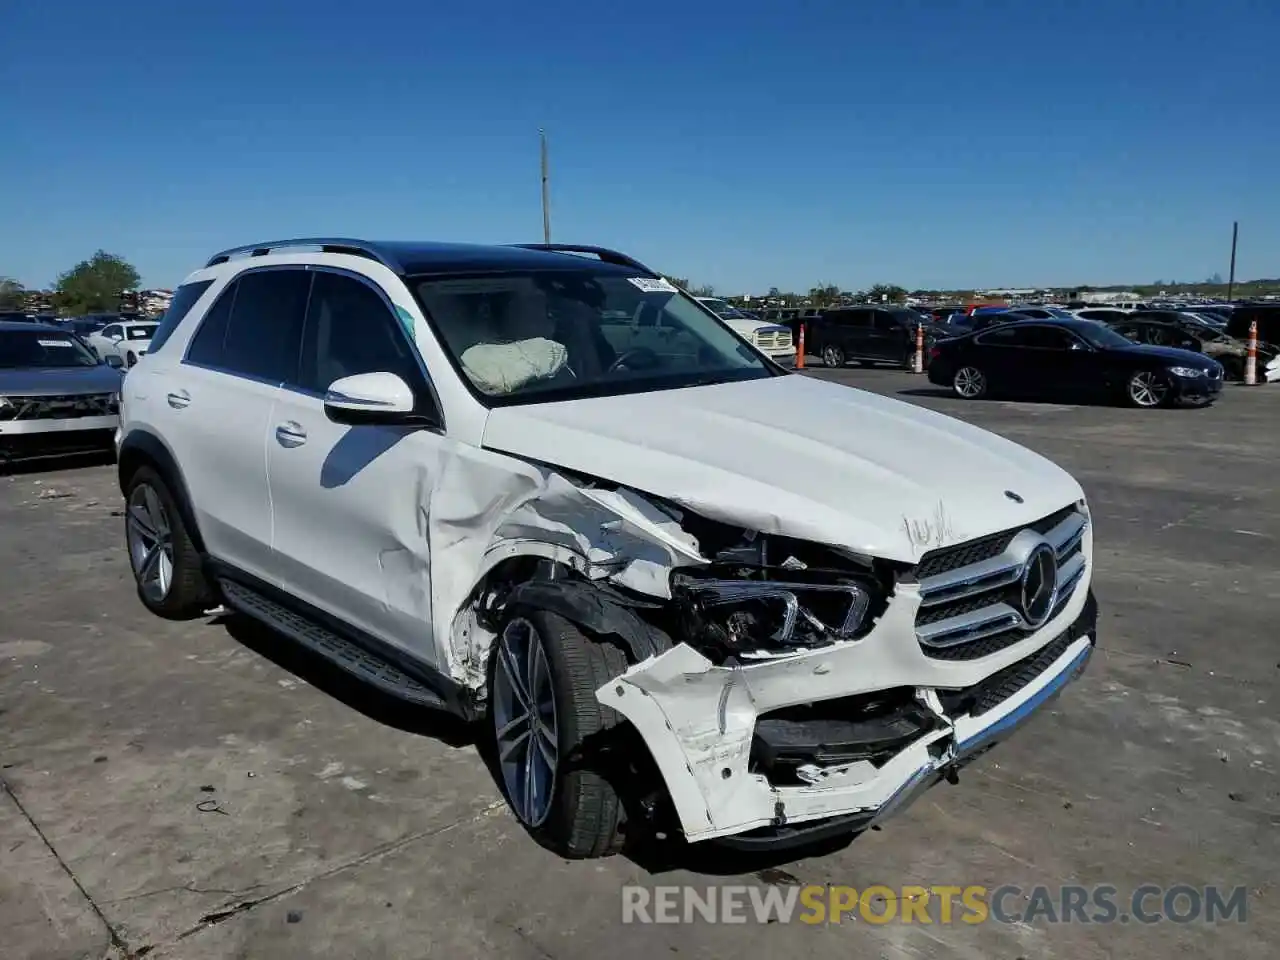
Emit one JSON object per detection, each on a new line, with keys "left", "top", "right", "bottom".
{"left": 540, "top": 129, "right": 551, "bottom": 244}
{"left": 1226, "top": 220, "right": 1238, "bottom": 301}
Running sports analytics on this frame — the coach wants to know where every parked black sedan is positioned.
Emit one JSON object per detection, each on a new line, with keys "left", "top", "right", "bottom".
{"left": 926, "top": 318, "right": 1224, "bottom": 408}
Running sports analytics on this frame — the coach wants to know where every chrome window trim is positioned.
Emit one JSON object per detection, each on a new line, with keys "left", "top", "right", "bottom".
{"left": 178, "top": 264, "right": 446, "bottom": 431}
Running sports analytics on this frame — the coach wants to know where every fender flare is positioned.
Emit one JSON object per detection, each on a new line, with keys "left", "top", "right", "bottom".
{"left": 506, "top": 579, "right": 672, "bottom": 664}
{"left": 117, "top": 428, "right": 206, "bottom": 553}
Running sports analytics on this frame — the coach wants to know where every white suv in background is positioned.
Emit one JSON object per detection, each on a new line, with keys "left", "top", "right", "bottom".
{"left": 118, "top": 238, "right": 1096, "bottom": 859}
{"left": 696, "top": 296, "right": 796, "bottom": 366}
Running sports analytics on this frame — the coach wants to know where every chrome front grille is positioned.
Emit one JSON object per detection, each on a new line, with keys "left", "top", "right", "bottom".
{"left": 914, "top": 506, "right": 1088, "bottom": 661}
{"left": 753, "top": 330, "right": 794, "bottom": 351}
{"left": 0, "top": 393, "right": 117, "bottom": 421}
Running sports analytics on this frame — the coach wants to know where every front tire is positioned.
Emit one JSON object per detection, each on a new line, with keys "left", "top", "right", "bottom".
{"left": 490, "top": 608, "right": 629, "bottom": 859}
{"left": 822, "top": 344, "right": 846, "bottom": 367}
{"left": 1125, "top": 370, "right": 1169, "bottom": 408}
{"left": 952, "top": 365, "right": 987, "bottom": 399}
{"left": 124, "top": 465, "right": 213, "bottom": 619}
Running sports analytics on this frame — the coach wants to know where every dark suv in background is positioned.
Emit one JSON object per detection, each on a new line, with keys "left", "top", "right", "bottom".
{"left": 799, "top": 306, "right": 937, "bottom": 368}
{"left": 1227, "top": 304, "right": 1280, "bottom": 346}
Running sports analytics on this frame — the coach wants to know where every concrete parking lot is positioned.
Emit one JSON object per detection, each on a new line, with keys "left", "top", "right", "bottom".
{"left": 3, "top": 370, "right": 1277, "bottom": 960}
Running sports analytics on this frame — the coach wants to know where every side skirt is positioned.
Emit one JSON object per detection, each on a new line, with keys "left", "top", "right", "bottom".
{"left": 208, "top": 560, "right": 478, "bottom": 721}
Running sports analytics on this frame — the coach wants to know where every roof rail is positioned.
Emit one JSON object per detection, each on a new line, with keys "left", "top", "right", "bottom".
{"left": 204, "top": 238, "right": 398, "bottom": 270}
{"left": 510, "top": 244, "right": 655, "bottom": 275}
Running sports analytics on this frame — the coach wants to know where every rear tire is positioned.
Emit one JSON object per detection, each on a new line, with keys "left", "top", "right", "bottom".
{"left": 952, "top": 365, "right": 987, "bottom": 399}
{"left": 123, "top": 465, "right": 214, "bottom": 619}
{"left": 490, "top": 608, "right": 629, "bottom": 859}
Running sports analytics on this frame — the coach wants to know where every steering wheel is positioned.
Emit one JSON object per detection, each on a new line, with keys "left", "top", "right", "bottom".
{"left": 607, "top": 347, "right": 661, "bottom": 374}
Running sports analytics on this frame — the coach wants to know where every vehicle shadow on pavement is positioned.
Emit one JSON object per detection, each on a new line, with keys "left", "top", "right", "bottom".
{"left": 217, "top": 614, "right": 865, "bottom": 875}
{"left": 895, "top": 387, "right": 956, "bottom": 400}
{"left": 217, "top": 614, "right": 476, "bottom": 748}
{"left": 0, "top": 451, "right": 116, "bottom": 477}
{"left": 626, "top": 829, "right": 858, "bottom": 878}
{"left": 894, "top": 386, "right": 1218, "bottom": 410}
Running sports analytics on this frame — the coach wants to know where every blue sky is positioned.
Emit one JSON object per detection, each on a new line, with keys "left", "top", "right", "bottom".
{"left": 3, "top": 0, "right": 1278, "bottom": 293}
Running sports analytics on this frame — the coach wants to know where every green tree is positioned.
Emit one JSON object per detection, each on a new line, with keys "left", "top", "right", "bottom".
{"left": 0, "top": 277, "right": 25, "bottom": 310}
{"left": 807, "top": 283, "right": 841, "bottom": 307}
{"left": 53, "top": 251, "right": 140, "bottom": 315}
{"left": 867, "top": 283, "right": 908, "bottom": 303}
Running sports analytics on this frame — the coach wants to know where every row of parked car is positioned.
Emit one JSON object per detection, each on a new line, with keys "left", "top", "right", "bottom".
{"left": 0, "top": 311, "right": 159, "bottom": 366}
{"left": 744, "top": 299, "right": 1278, "bottom": 408}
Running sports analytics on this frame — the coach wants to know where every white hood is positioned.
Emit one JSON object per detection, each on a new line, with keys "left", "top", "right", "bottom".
{"left": 481, "top": 374, "right": 1083, "bottom": 563}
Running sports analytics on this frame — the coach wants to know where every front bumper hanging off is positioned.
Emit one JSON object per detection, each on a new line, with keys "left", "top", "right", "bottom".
{"left": 597, "top": 586, "right": 1097, "bottom": 848}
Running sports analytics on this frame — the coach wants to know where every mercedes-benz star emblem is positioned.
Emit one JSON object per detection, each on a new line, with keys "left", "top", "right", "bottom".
{"left": 1004, "top": 490, "right": 1024, "bottom": 503}
{"left": 1020, "top": 543, "right": 1058, "bottom": 627}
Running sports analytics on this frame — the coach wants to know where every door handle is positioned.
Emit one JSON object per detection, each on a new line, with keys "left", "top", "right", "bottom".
{"left": 275, "top": 421, "right": 307, "bottom": 448}
{"left": 166, "top": 390, "right": 191, "bottom": 409}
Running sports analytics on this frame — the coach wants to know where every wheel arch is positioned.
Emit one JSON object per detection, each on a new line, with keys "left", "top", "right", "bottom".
{"left": 117, "top": 429, "right": 206, "bottom": 554}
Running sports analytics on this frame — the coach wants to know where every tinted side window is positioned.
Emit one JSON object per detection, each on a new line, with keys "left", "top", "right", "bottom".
{"left": 186, "top": 282, "right": 237, "bottom": 366}
{"left": 147, "top": 280, "right": 213, "bottom": 354}
{"left": 831, "top": 310, "right": 870, "bottom": 328}
{"left": 295, "top": 271, "right": 424, "bottom": 395}
{"left": 102, "top": 324, "right": 121, "bottom": 339}
{"left": 1021, "top": 327, "right": 1075, "bottom": 349}
{"left": 976, "top": 326, "right": 1028, "bottom": 346}
{"left": 872, "top": 311, "right": 900, "bottom": 331}
{"left": 221, "top": 269, "right": 312, "bottom": 383}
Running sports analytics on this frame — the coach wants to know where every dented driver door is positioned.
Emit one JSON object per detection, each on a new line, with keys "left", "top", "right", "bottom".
{"left": 264, "top": 269, "right": 445, "bottom": 665}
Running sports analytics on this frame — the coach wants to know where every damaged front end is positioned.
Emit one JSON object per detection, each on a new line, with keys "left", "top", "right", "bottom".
{"left": 442, "top": 449, "right": 1095, "bottom": 849}
{"left": 589, "top": 506, "right": 1097, "bottom": 847}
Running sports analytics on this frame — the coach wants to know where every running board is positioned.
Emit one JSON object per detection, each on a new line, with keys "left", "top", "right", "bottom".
{"left": 218, "top": 578, "right": 449, "bottom": 710}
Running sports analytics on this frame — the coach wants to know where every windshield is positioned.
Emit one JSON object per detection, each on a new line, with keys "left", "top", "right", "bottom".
{"left": 412, "top": 270, "right": 776, "bottom": 405}
{"left": 125, "top": 324, "right": 157, "bottom": 341}
{"left": 1075, "top": 321, "right": 1136, "bottom": 349}
{"left": 700, "top": 299, "right": 754, "bottom": 321}
{"left": 0, "top": 330, "right": 101, "bottom": 368}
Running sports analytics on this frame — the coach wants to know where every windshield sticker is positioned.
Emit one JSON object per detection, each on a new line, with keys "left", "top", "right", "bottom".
{"left": 627, "top": 277, "right": 678, "bottom": 294}
{"left": 394, "top": 304, "right": 416, "bottom": 337}
{"left": 37, "top": 339, "right": 75, "bottom": 347}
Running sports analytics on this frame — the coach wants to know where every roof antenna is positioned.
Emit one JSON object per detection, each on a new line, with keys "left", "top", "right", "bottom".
{"left": 540, "top": 128, "right": 551, "bottom": 245}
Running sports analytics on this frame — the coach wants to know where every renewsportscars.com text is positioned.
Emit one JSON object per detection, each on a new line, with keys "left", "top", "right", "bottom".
{"left": 621, "top": 884, "right": 1248, "bottom": 925}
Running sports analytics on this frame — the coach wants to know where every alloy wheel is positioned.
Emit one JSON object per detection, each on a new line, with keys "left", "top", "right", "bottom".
{"left": 126, "top": 484, "right": 174, "bottom": 603}
{"left": 823, "top": 345, "right": 844, "bottom": 367}
{"left": 493, "top": 617, "right": 559, "bottom": 828}
{"left": 1128, "top": 371, "right": 1167, "bottom": 408}
{"left": 954, "top": 366, "right": 986, "bottom": 398}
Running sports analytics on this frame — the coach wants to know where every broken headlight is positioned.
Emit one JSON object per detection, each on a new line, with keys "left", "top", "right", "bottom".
{"left": 673, "top": 572, "right": 877, "bottom": 661}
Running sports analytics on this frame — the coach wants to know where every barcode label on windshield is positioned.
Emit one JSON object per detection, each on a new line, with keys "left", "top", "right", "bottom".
{"left": 627, "top": 277, "right": 678, "bottom": 294}
{"left": 38, "top": 340, "right": 74, "bottom": 347}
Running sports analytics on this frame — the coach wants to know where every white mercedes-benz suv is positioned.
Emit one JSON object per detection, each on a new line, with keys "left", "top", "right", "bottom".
{"left": 118, "top": 239, "right": 1096, "bottom": 858}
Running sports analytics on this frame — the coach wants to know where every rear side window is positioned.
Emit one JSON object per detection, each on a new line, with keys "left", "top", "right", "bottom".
{"left": 976, "top": 326, "right": 1026, "bottom": 346}
{"left": 1020, "top": 326, "right": 1076, "bottom": 349}
{"left": 830, "top": 310, "right": 870, "bottom": 328}
{"left": 147, "top": 280, "right": 213, "bottom": 354}
{"left": 220, "top": 269, "right": 312, "bottom": 383}
{"left": 185, "top": 281, "right": 238, "bottom": 366}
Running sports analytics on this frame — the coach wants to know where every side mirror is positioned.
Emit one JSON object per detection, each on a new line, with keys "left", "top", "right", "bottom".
{"left": 104, "top": 354, "right": 125, "bottom": 369}
{"left": 323, "top": 372, "right": 436, "bottom": 427}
